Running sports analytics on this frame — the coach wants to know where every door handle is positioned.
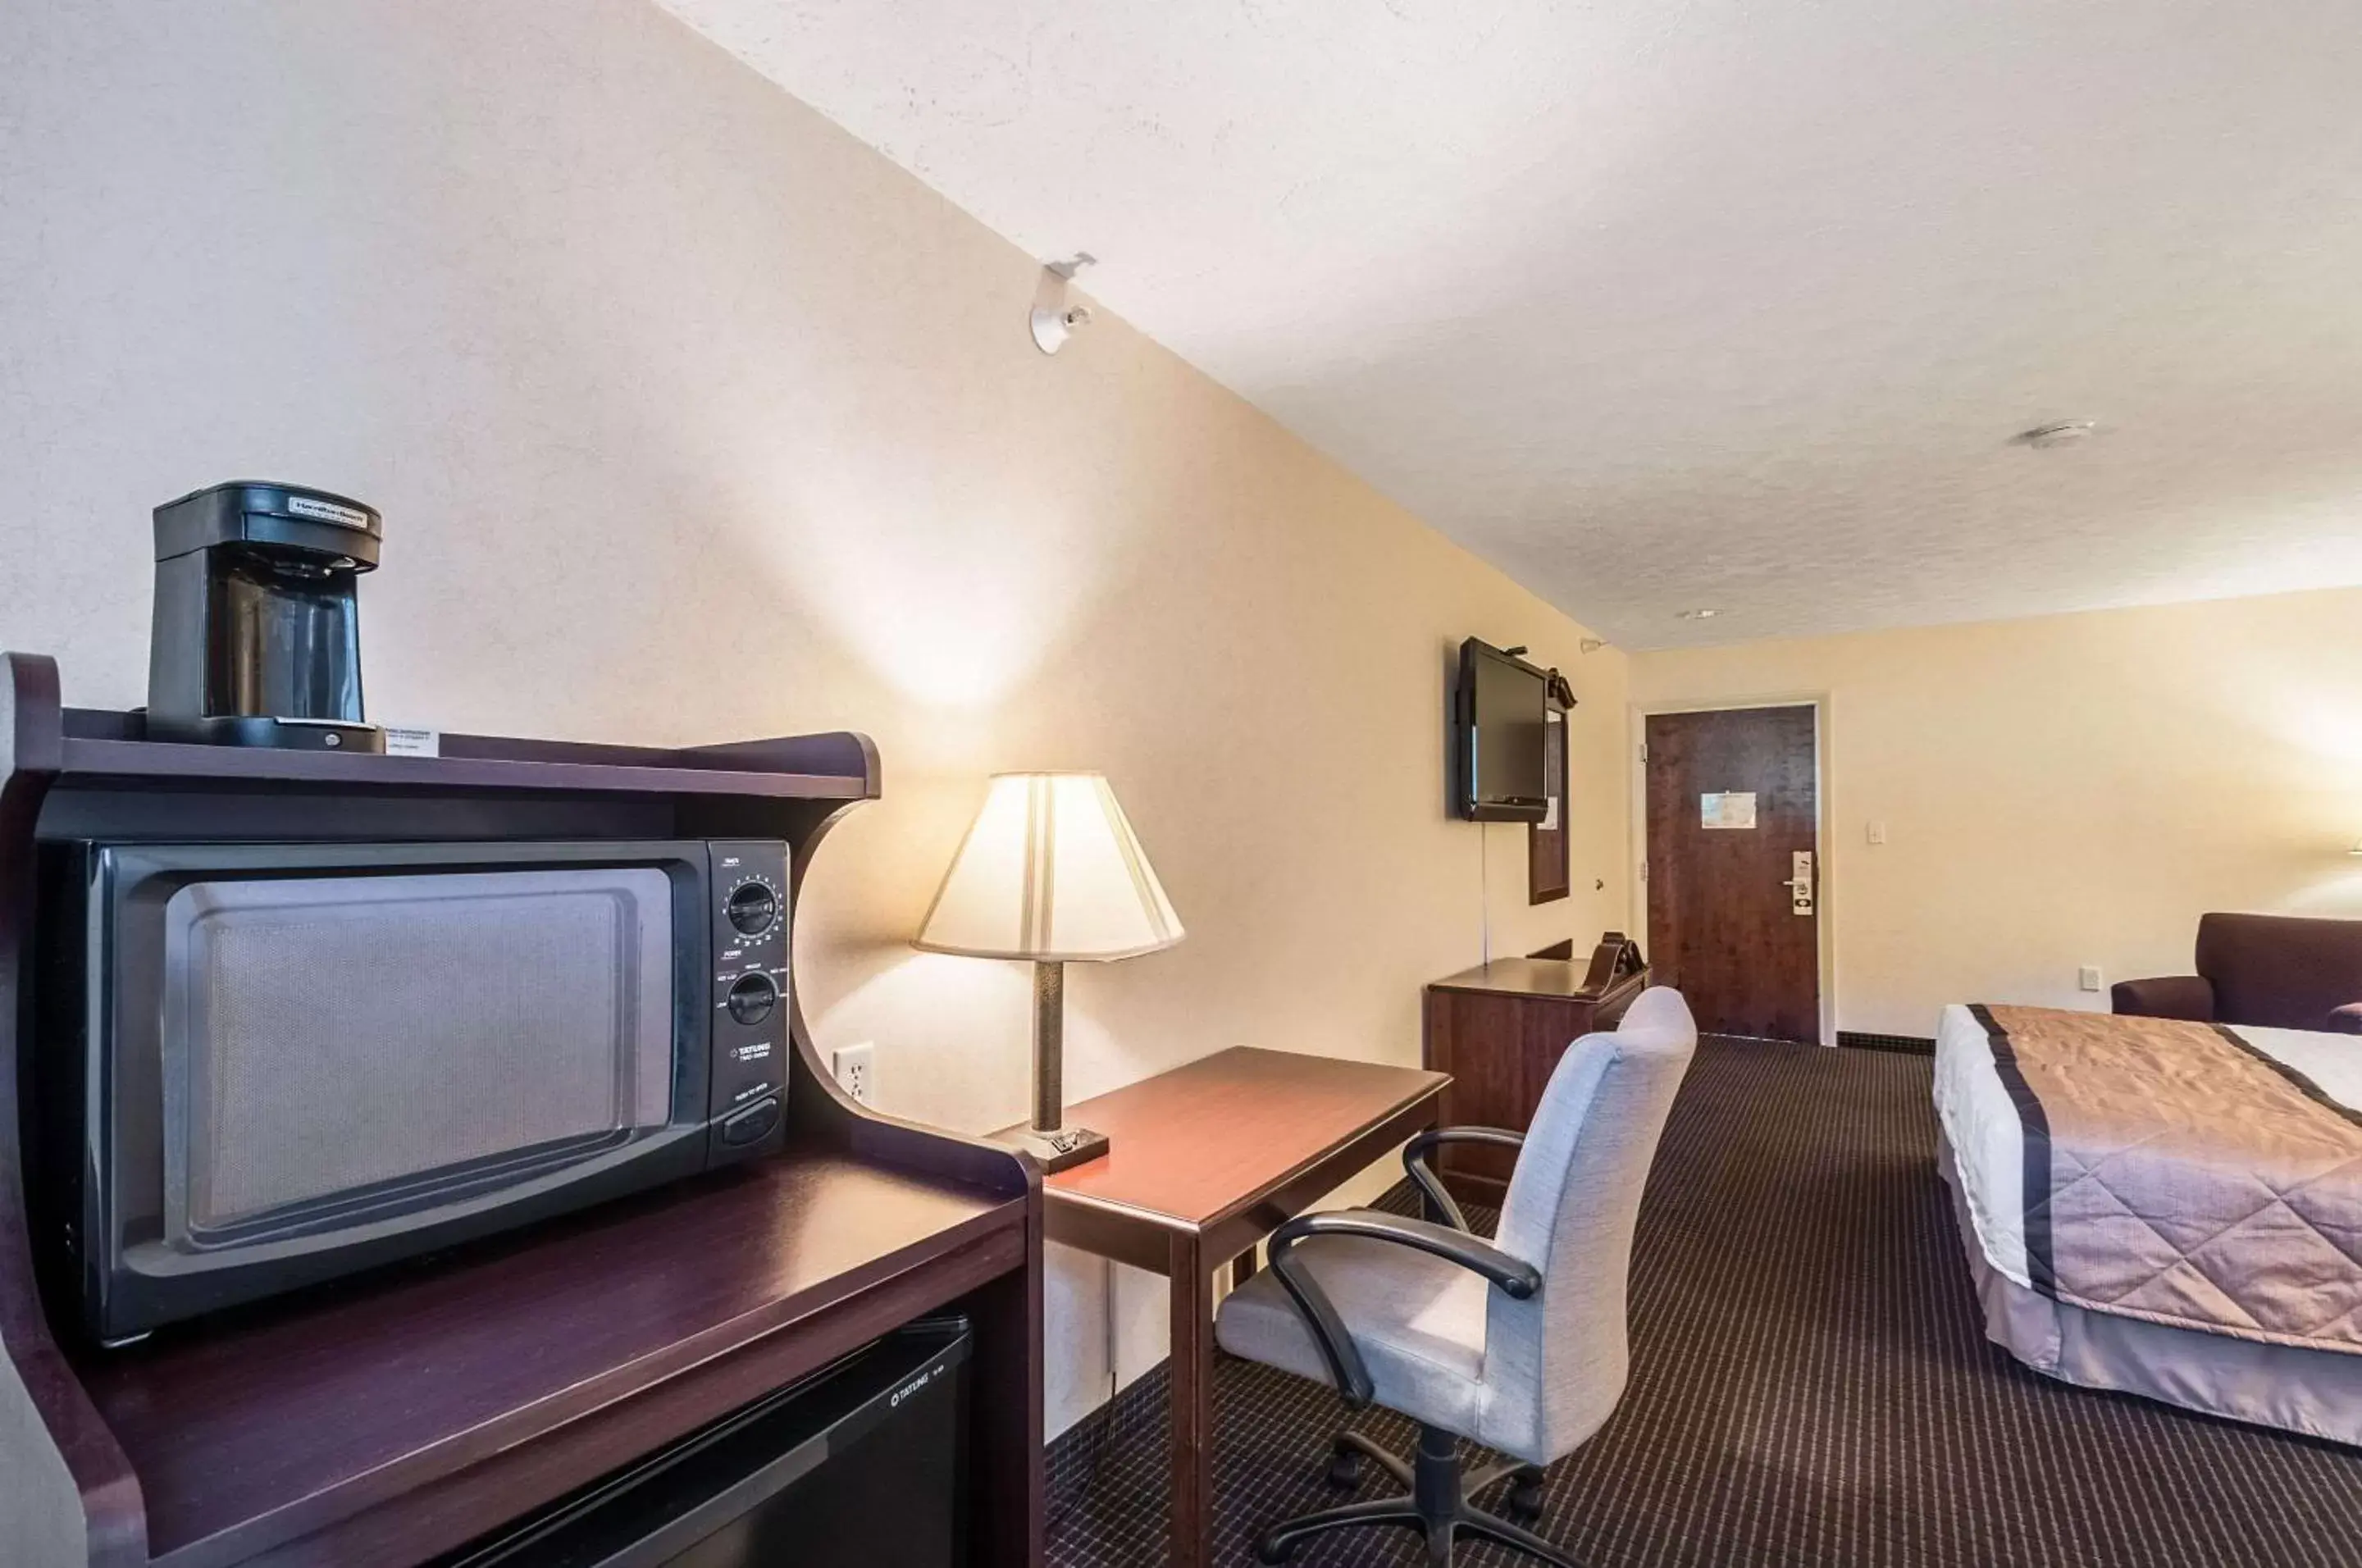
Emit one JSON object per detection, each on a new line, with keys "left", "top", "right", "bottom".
{"left": 1785, "top": 850, "right": 1814, "bottom": 914}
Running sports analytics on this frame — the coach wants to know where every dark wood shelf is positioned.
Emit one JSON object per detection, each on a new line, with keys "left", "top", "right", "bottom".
{"left": 54, "top": 709, "right": 876, "bottom": 802}
{"left": 80, "top": 1153, "right": 1022, "bottom": 1568}
{"left": 57, "top": 736, "right": 867, "bottom": 800}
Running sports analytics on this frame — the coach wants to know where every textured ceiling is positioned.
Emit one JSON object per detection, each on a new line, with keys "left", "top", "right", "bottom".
{"left": 653, "top": 0, "right": 2362, "bottom": 649}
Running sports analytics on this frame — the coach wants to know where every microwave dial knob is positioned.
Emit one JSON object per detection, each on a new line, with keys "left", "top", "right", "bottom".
{"left": 725, "top": 879, "right": 780, "bottom": 937}
{"left": 725, "top": 972, "right": 778, "bottom": 1025}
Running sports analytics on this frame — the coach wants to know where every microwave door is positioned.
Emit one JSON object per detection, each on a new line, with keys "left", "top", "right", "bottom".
{"left": 69, "top": 838, "right": 784, "bottom": 1342}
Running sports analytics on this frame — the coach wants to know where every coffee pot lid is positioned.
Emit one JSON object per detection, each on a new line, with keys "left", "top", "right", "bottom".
{"left": 153, "top": 481, "right": 381, "bottom": 568}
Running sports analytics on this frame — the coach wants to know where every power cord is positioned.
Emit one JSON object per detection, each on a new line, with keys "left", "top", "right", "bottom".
{"left": 1480, "top": 820, "right": 1493, "bottom": 967}
{"left": 1046, "top": 1256, "right": 1123, "bottom": 1534}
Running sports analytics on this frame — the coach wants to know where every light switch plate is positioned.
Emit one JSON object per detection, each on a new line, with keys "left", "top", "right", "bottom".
{"left": 832, "top": 1042, "right": 876, "bottom": 1105}
{"left": 2078, "top": 966, "right": 2104, "bottom": 993}
{"left": 1867, "top": 819, "right": 1887, "bottom": 846}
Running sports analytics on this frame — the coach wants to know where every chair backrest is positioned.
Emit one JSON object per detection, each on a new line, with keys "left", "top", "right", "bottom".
{"left": 2196, "top": 913, "right": 2362, "bottom": 1032}
{"left": 1478, "top": 987, "right": 1696, "bottom": 1461}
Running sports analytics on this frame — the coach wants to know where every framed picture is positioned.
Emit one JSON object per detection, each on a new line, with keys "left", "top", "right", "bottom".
{"left": 1529, "top": 706, "right": 1570, "bottom": 903}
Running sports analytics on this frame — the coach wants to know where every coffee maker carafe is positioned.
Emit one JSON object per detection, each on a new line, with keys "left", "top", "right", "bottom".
{"left": 148, "top": 481, "right": 385, "bottom": 752}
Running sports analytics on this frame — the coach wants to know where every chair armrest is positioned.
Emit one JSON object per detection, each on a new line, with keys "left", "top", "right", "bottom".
{"left": 1264, "top": 1209, "right": 1542, "bottom": 1408}
{"left": 1402, "top": 1126, "right": 1525, "bottom": 1233}
{"left": 2111, "top": 974, "right": 2215, "bottom": 1022}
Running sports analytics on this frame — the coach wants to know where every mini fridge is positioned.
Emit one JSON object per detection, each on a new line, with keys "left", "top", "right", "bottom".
{"left": 439, "top": 1319, "right": 972, "bottom": 1566}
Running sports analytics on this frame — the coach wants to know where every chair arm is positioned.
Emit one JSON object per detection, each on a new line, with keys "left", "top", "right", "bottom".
{"left": 2111, "top": 974, "right": 2214, "bottom": 1021}
{"left": 1402, "top": 1126, "right": 1525, "bottom": 1233}
{"left": 1264, "top": 1209, "right": 1543, "bottom": 1409}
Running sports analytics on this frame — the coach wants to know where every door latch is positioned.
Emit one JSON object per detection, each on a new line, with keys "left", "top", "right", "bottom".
{"left": 1785, "top": 850, "right": 1814, "bottom": 915}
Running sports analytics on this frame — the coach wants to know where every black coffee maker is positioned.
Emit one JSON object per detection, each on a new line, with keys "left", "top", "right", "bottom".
{"left": 148, "top": 481, "right": 385, "bottom": 752}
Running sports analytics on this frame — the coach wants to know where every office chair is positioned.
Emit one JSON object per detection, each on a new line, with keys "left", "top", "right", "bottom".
{"left": 1214, "top": 987, "right": 1697, "bottom": 1565}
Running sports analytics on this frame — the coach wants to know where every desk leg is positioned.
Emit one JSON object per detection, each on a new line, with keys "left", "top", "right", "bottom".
{"left": 1168, "top": 1230, "right": 1212, "bottom": 1568}
{"left": 971, "top": 1205, "right": 1044, "bottom": 1568}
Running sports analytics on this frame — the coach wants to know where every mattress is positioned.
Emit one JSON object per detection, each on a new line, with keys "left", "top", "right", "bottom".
{"left": 1933, "top": 1003, "right": 2362, "bottom": 1292}
{"left": 1934, "top": 1002, "right": 2362, "bottom": 1446}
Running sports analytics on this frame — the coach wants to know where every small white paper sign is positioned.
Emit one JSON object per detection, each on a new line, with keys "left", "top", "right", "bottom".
{"left": 1700, "top": 791, "right": 1757, "bottom": 830}
{"left": 384, "top": 726, "right": 441, "bottom": 758}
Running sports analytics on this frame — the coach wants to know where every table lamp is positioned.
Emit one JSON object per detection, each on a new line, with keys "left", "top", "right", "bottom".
{"left": 914, "top": 772, "right": 1184, "bottom": 1171}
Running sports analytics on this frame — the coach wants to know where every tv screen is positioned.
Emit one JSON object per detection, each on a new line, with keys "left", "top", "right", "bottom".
{"left": 1456, "top": 639, "right": 1548, "bottom": 822}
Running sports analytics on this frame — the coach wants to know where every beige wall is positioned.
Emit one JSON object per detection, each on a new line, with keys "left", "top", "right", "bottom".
{"left": 1630, "top": 587, "right": 2362, "bottom": 1037}
{"left": 0, "top": 1, "right": 1629, "bottom": 1435}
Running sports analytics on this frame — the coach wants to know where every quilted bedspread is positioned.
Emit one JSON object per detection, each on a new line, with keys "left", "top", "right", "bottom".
{"left": 1971, "top": 1004, "right": 2362, "bottom": 1353}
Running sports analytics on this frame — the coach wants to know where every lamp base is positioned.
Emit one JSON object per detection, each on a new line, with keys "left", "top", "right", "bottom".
{"left": 996, "top": 1124, "right": 1110, "bottom": 1174}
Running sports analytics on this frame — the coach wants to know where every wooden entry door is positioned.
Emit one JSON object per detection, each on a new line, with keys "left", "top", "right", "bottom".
{"left": 1644, "top": 705, "right": 1820, "bottom": 1042}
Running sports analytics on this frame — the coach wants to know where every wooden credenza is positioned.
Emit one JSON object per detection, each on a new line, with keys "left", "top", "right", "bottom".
{"left": 1421, "top": 957, "right": 1648, "bottom": 1206}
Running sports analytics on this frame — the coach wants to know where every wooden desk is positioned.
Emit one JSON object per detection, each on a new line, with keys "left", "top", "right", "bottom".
{"left": 1424, "top": 959, "right": 1648, "bottom": 1205}
{"left": 1025, "top": 1047, "right": 1447, "bottom": 1568}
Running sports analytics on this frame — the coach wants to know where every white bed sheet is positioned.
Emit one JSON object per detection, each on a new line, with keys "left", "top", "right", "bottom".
{"left": 1931, "top": 1002, "right": 2362, "bottom": 1289}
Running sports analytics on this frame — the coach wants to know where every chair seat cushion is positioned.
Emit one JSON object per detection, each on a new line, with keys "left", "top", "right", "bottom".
{"left": 1215, "top": 1228, "right": 1488, "bottom": 1434}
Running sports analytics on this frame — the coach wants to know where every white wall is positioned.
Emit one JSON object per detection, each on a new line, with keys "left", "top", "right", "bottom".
{"left": 0, "top": 0, "right": 1630, "bottom": 1435}
{"left": 1629, "top": 586, "right": 2362, "bottom": 1037}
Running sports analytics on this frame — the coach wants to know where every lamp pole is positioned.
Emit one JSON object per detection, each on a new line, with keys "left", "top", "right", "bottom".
{"left": 1032, "top": 959, "right": 1065, "bottom": 1134}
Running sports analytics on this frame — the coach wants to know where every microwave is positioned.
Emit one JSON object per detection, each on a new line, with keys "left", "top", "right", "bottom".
{"left": 31, "top": 837, "right": 791, "bottom": 1344}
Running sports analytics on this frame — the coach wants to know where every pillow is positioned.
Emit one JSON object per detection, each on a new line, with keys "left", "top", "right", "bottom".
{"left": 2327, "top": 1002, "right": 2362, "bottom": 1036}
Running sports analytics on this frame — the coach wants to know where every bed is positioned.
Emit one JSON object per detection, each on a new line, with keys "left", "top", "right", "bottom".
{"left": 1934, "top": 1001, "right": 2362, "bottom": 1446}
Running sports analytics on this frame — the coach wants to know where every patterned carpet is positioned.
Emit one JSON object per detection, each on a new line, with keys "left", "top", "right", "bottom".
{"left": 1045, "top": 1038, "right": 2362, "bottom": 1567}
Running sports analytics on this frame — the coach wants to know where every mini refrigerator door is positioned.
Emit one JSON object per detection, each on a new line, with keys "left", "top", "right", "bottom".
{"left": 439, "top": 1320, "right": 972, "bottom": 1567}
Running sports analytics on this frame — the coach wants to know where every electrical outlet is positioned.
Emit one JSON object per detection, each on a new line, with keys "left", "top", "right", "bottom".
{"left": 2078, "top": 966, "right": 2104, "bottom": 993}
{"left": 832, "top": 1042, "right": 876, "bottom": 1105}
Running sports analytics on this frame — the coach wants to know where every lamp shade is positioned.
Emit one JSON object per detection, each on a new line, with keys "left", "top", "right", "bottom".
{"left": 914, "top": 773, "right": 1184, "bottom": 962}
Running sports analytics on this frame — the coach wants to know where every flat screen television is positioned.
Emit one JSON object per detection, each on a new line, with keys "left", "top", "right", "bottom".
{"left": 1455, "top": 638, "right": 1549, "bottom": 823}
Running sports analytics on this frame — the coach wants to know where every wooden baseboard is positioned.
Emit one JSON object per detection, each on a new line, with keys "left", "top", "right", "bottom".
{"left": 1835, "top": 1030, "right": 1936, "bottom": 1055}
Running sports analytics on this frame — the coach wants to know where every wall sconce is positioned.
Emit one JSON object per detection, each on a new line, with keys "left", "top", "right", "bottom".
{"left": 1030, "top": 253, "right": 1097, "bottom": 355}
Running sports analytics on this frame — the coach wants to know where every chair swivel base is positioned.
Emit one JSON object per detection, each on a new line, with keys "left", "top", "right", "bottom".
{"left": 1256, "top": 1424, "right": 1573, "bottom": 1567}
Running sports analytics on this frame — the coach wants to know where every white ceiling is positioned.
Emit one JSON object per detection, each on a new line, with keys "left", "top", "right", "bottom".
{"left": 653, "top": 0, "right": 2362, "bottom": 649}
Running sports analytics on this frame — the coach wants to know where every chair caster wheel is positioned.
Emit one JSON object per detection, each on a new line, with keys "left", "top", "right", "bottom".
{"left": 1506, "top": 1473, "right": 1546, "bottom": 1521}
{"left": 1256, "top": 1530, "right": 1298, "bottom": 1563}
{"left": 1325, "top": 1452, "right": 1362, "bottom": 1489}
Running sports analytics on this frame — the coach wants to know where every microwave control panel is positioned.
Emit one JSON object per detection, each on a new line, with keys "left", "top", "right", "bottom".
{"left": 707, "top": 840, "right": 791, "bottom": 1161}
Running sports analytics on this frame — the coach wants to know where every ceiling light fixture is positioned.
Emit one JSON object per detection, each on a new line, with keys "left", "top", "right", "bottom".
{"left": 1676, "top": 609, "right": 1718, "bottom": 621}
{"left": 2013, "top": 420, "right": 2098, "bottom": 449}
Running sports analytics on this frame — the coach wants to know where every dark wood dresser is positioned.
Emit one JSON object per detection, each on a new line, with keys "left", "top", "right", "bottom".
{"left": 1421, "top": 954, "right": 1648, "bottom": 1206}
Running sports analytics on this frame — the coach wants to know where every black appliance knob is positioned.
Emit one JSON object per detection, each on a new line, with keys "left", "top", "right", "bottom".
{"left": 726, "top": 973, "right": 778, "bottom": 1025}
{"left": 726, "top": 880, "right": 779, "bottom": 937}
